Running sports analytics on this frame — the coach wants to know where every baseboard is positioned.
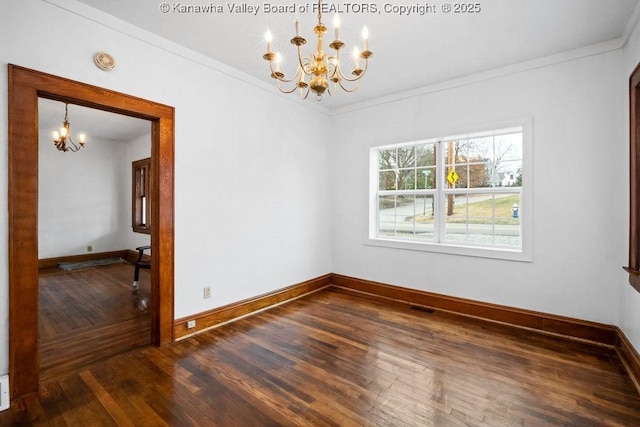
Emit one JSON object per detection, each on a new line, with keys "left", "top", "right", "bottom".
{"left": 38, "top": 250, "right": 130, "bottom": 270}
{"left": 169, "top": 272, "right": 638, "bottom": 391}
{"left": 617, "top": 327, "right": 640, "bottom": 393}
{"left": 330, "top": 274, "right": 619, "bottom": 346}
{"left": 124, "top": 249, "right": 151, "bottom": 264}
{"left": 174, "top": 274, "right": 332, "bottom": 340}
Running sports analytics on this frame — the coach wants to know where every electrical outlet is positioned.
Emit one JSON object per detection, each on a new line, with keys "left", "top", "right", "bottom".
{"left": 187, "top": 320, "right": 196, "bottom": 329}
{"left": 203, "top": 287, "right": 211, "bottom": 299}
{"left": 87, "top": 245, "right": 93, "bottom": 252}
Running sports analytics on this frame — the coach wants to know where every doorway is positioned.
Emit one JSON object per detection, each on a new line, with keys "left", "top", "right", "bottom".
{"left": 37, "top": 99, "right": 153, "bottom": 380}
{"left": 8, "top": 65, "right": 175, "bottom": 401}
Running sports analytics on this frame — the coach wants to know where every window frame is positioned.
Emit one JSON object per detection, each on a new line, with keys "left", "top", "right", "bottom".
{"left": 132, "top": 157, "right": 151, "bottom": 234}
{"left": 367, "top": 119, "right": 533, "bottom": 262}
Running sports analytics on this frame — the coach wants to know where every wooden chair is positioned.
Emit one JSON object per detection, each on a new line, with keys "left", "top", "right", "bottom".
{"left": 132, "top": 245, "right": 151, "bottom": 293}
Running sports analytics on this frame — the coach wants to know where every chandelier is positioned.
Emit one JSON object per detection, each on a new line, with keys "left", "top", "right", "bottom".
{"left": 52, "top": 103, "right": 86, "bottom": 152}
{"left": 262, "top": 0, "right": 373, "bottom": 100}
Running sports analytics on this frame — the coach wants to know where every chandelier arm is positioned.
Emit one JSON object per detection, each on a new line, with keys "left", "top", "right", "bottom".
{"left": 267, "top": 61, "right": 300, "bottom": 84}
{"left": 335, "top": 59, "right": 369, "bottom": 83}
{"left": 296, "top": 46, "right": 313, "bottom": 75}
{"left": 337, "top": 77, "right": 361, "bottom": 93}
{"left": 300, "top": 85, "right": 311, "bottom": 100}
{"left": 275, "top": 79, "right": 303, "bottom": 94}
{"left": 275, "top": 74, "right": 300, "bottom": 84}
{"left": 66, "top": 137, "right": 81, "bottom": 152}
{"left": 327, "top": 53, "right": 339, "bottom": 76}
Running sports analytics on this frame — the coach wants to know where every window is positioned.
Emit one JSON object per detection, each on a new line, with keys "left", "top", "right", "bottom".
{"left": 369, "top": 123, "right": 531, "bottom": 261}
{"left": 132, "top": 157, "right": 151, "bottom": 234}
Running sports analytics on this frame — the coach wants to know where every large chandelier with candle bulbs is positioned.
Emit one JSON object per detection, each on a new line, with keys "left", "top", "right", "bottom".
{"left": 262, "top": 0, "right": 373, "bottom": 101}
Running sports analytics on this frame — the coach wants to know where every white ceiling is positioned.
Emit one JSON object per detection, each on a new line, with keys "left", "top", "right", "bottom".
{"left": 42, "top": 0, "right": 640, "bottom": 140}
{"left": 39, "top": 98, "right": 150, "bottom": 143}
{"left": 72, "top": 0, "right": 639, "bottom": 110}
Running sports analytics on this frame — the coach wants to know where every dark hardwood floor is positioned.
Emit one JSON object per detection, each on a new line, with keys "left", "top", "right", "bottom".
{"left": 3, "top": 287, "right": 640, "bottom": 426}
{"left": 39, "top": 262, "right": 152, "bottom": 381}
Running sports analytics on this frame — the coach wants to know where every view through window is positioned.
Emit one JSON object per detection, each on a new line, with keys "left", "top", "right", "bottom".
{"left": 372, "top": 127, "right": 524, "bottom": 250}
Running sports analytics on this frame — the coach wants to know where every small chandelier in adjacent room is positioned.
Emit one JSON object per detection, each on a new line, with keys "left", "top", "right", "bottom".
{"left": 262, "top": 0, "right": 373, "bottom": 100}
{"left": 52, "top": 103, "right": 86, "bottom": 152}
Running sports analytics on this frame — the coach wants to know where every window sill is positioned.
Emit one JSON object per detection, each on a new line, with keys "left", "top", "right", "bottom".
{"left": 366, "top": 237, "right": 532, "bottom": 262}
{"left": 623, "top": 267, "right": 640, "bottom": 294}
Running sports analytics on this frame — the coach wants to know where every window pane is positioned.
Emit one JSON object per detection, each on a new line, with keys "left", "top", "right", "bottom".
{"left": 378, "top": 194, "right": 416, "bottom": 237}
{"left": 468, "top": 162, "right": 491, "bottom": 188}
{"left": 414, "top": 195, "right": 435, "bottom": 240}
{"left": 378, "top": 195, "right": 396, "bottom": 237}
{"left": 445, "top": 192, "right": 521, "bottom": 247}
{"left": 398, "top": 169, "right": 415, "bottom": 190}
{"left": 495, "top": 133, "right": 522, "bottom": 162}
{"left": 379, "top": 149, "right": 397, "bottom": 170}
{"left": 416, "top": 143, "right": 436, "bottom": 167}
{"left": 379, "top": 171, "right": 396, "bottom": 190}
{"left": 497, "top": 161, "right": 523, "bottom": 187}
{"left": 378, "top": 194, "right": 435, "bottom": 241}
{"left": 445, "top": 140, "right": 465, "bottom": 168}
{"left": 398, "top": 147, "right": 415, "bottom": 168}
{"left": 468, "top": 137, "right": 492, "bottom": 160}
{"left": 444, "top": 193, "right": 465, "bottom": 243}
{"left": 444, "top": 166, "right": 464, "bottom": 189}
{"left": 418, "top": 167, "right": 436, "bottom": 189}
{"left": 396, "top": 195, "right": 416, "bottom": 237}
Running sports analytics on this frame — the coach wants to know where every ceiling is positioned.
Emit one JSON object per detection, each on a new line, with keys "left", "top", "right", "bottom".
{"left": 40, "top": 0, "right": 640, "bottom": 139}
{"left": 72, "top": 0, "right": 639, "bottom": 110}
{"left": 39, "top": 98, "right": 150, "bottom": 143}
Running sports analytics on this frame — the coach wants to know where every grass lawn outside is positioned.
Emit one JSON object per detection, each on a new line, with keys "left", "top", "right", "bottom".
{"left": 412, "top": 194, "right": 520, "bottom": 225}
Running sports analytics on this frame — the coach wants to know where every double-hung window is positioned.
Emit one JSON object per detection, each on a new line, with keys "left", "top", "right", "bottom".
{"left": 369, "top": 123, "right": 531, "bottom": 261}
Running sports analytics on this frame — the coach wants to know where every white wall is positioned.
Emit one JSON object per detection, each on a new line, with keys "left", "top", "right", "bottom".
{"left": 621, "top": 18, "right": 640, "bottom": 353}
{"left": 38, "top": 130, "right": 129, "bottom": 258}
{"left": 0, "top": 0, "right": 333, "bottom": 375}
{"left": 2, "top": 0, "right": 635, "bottom": 385}
{"left": 39, "top": 124, "right": 151, "bottom": 259}
{"left": 331, "top": 48, "right": 625, "bottom": 326}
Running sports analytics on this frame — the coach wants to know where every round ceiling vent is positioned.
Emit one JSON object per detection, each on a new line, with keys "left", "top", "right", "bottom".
{"left": 93, "top": 52, "right": 116, "bottom": 71}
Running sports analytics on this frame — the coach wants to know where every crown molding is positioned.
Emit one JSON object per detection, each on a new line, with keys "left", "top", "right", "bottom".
{"left": 331, "top": 37, "right": 625, "bottom": 116}
{"left": 41, "top": 0, "right": 330, "bottom": 115}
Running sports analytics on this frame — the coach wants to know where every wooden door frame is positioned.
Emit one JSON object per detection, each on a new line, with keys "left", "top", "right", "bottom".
{"left": 7, "top": 64, "right": 175, "bottom": 401}
{"left": 626, "top": 62, "right": 640, "bottom": 293}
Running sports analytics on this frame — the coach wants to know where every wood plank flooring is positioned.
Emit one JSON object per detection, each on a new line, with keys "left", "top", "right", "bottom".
{"left": 39, "top": 263, "right": 152, "bottom": 381}
{"left": 3, "top": 287, "right": 640, "bottom": 426}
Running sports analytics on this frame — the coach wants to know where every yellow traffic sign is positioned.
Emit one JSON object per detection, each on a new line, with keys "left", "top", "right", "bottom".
{"left": 447, "top": 169, "right": 459, "bottom": 186}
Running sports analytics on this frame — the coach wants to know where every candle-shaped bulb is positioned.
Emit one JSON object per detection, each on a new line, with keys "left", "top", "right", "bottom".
{"left": 333, "top": 14, "right": 340, "bottom": 40}
{"left": 275, "top": 53, "right": 282, "bottom": 72}
{"left": 353, "top": 47, "right": 360, "bottom": 68}
{"left": 295, "top": 17, "right": 301, "bottom": 36}
{"left": 362, "top": 25, "right": 369, "bottom": 51}
{"left": 265, "top": 30, "right": 273, "bottom": 53}
{"left": 79, "top": 133, "right": 86, "bottom": 145}
{"left": 53, "top": 131, "right": 60, "bottom": 141}
{"left": 60, "top": 126, "right": 67, "bottom": 138}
